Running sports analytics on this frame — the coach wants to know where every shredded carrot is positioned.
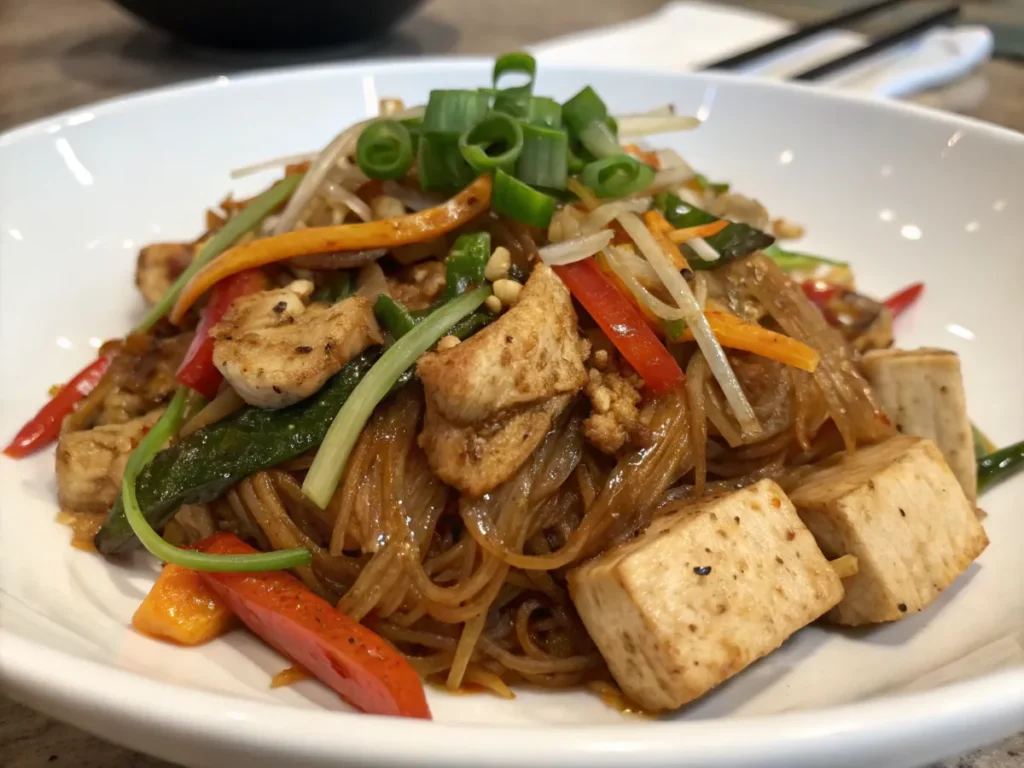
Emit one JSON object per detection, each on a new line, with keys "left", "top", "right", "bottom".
{"left": 623, "top": 144, "right": 661, "bottom": 169}
{"left": 643, "top": 210, "right": 690, "bottom": 271}
{"left": 170, "top": 175, "right": 492, "bottom": 323}
{"left": 674, "top": 311, "right": 820, "bottom": 372}
{"left": 567, "top": 178, "right": 600, "bottom": 211}
{"left": 132, "top": 563, "right": 237, "bottom": 646}
{"left": 668, "top": 219, "right": 729, "bottom": 244}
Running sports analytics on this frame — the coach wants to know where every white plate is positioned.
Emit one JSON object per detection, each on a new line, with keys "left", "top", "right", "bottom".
{"left": 1, "top": 59, "right": 1022, "bottom": 768}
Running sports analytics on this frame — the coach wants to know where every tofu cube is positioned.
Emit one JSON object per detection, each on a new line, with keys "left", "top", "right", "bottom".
{"left": 789, "top": 436, "right": 988, "bottom": 626}
{"left": 568, "top": 479, "right": 843, "bottom": 711}
{"left": 861, "top": 348, "right": 976, "bottom": 500}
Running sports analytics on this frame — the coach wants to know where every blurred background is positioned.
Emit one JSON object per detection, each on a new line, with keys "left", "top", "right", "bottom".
{"left": 1, "top": 0, "right": 1022, "bottom": 132}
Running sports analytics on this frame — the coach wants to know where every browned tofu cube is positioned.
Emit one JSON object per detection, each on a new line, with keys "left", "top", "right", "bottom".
{"left": 568, "top": 479, "right": 843, "bottom": 711}
{"left": 861, "top": 348, "right": 976, "bottom": 500}
{"left": 789, "top": 436, "right": 988, "bottom": 626}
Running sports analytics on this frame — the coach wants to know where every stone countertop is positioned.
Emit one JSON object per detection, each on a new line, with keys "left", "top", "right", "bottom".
{"left": 1, "top": 0, "right": 1021, "bottom": 766}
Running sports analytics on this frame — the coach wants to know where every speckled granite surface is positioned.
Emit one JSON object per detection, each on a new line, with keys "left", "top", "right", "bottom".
{"left": 1, "top": 0, "right": 1021, "bottom": 765}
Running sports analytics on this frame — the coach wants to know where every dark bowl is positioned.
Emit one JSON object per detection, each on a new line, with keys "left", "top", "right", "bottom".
{"left": 111, "top": 0, "right": 425, "bottom": 50}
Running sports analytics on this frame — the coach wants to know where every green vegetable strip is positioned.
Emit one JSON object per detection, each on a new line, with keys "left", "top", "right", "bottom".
{"left": 491, "top": 169, "right": 557, "bottom": 229}
{"left": 523, "top": 97, "right": 563, "bottom": 129}
{"left": 422, "top": 90, "right": 492, "bottom": 137}
{"left": 121, "top": 388, "right": 311, "bottom": 571}
{"left": 492, "top": 52, "right": 537, "bottom": 118}
{"left": 516, "top": 123, "right": 569, "bottom": 190}
{"left": 973, "top": 423, "right": 998, "bottom": 460}
{"left": 303, "top": 287, "right": 491, "bottom": 508}
{"left": 655, "top": 192, "right": 775, "bottom": 269}
{"left": 418, "top": 134, "right": 477, "bottom": 192}
{"left": 136, "top": 173, "right": 302, "bottom": 333}
{"left": 977, "top": 439, "right": 1024, "bottom": 494}
{"left": 95, "top": 353, "right": 378, "bottom": 556}
{"left": 442, "top": 231, "right": 491, "bottom": 299}
{"left": 458, "top": 113, "right": 524, "bottom": 172}
{"left": 578, "top": 120, "right": 622, "bottom": 159}
{"left": 562, "top": 86, "right": 608, "bottom": 137}
{"left": 374, "top": 295, "right": 417, "bottom": 339}
{"left": 581, "top": 155, "right": 654, "bottom": 198}
{"left": 311, "top": 271, "right": 353, "bottom": 304}
{"left": 356, "top": 119, "right": 414, "bottom": 180}
{"left": 764, "top": 244, "right": 848, "bottom": 271}
{"left": 694, "top": 173, "right": 730, "bottom": 195}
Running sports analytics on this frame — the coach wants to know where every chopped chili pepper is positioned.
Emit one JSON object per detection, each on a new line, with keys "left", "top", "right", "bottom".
{"left": 554, "top": 258, "right": 683, "bottom": 394}
{"left": 175, "top": 270, "right": 269, "bottom": 399}
{"left": 882, "top": 282, "right": 924, "bottom": 318}
{"left": 3, "top": 355, "right": 114, "bottom": 458}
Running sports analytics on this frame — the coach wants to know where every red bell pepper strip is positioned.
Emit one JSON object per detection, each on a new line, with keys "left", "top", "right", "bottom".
{"left": 175, "top": 270, "right": 269, "bottom": 399}
{"left": 801, "top": 279, "right": 842, "bottom": 309}
{"left": 195, "top": 533, "right": 431, "bottom": 720}
{"left": 3, "top": 354, "right": 113, "bottom": 458}
{"left": 554, "top": 258, "right": 683, "bottom": 395}
{"left": 882, "top": 281, "right": 924, "bottom": 319}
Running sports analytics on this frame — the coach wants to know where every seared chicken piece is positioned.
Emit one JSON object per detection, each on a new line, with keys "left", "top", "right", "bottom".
{"left": 418, "top": 263, "right": 587, "bottom": 425}
{"left": 419, "top": 394, "right": 572, "bottom": 497}
{"left": 212, "top": 288, "right": 383, "bottom": 409}
{"left": 569, "top": 480, "right": 843, "bottom": 711}
{"left": 789, "top": 436, "right": 988, "bottom": 626}
{"left": 56, "top": 410, "right": 163, "bottom": 513}
{"left": 861, "top": 348, "right": 975, "bottom": 499}
{"left": 136, "top": 243, "right": 193, "bottom": 306}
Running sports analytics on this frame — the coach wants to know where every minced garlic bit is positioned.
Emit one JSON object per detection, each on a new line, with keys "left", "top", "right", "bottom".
{"left": 830, "top": 554, "right": 859, "bottom": 579}
{"left": 436, "top": 335, "right": 461, "bottom": 352}
{"left": 284, "top": 279, "right": 315, "bottom": 300}
{"left": 593, "top": 349, "right": 609, "bottom": 369}
{"left": 370, "top": 195, "right": 406, "bottom": 221}
{"left": 484, "top": 295, "right": 503, "bottom": 314}
{"left": 484, "top": 246, "right": 512, "bottom": 282}
{"left": 492, "top": 278, "right": 523, "bottom": 307}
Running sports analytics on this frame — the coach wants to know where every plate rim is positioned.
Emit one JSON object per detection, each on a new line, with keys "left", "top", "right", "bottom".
{"left": 1, "top": 56, "right": 1022, "bottom": 766}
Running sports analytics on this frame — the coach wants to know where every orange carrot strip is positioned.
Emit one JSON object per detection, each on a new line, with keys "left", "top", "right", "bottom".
{"left": 132, "top": 563, "right": 236, "bottom": 646}
{"left": 170, "top": 175, "right": 492, "bottom": 324}
{"left": 623, "top": 144, "right": 661, "bottom": 169}
{"left": 271, "top": 665, "right": 313, "bottom": 689}
{"left": 643, "top": 210, "right": 690, "bottom": 271}
{"left": 667, "top": 219, "right": 729, "bottom": 244}
{"left": 675, "top": 311, "right": 820, "bottom": 372}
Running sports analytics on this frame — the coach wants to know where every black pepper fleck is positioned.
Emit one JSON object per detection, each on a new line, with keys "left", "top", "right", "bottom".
{"left": 693, "top": 566, "right": 712, "bottom": 576}
{"left": 899, "top": 508, "right": 906, "bottom": 517}
{"left": 295, "top": 345, "right": 313, "bottom": 354}
{"left": 898, "top": 603, "right": 908, "bottom": 612}
{"left": 273, "top": 300, "right": 287, "bottom": 314}
{"left": 272, "top": 385, "right": 282, "bottom": 394}
{"left": 506, "top": 335, "right": 514, "bottom": 343}
{"left": 681, "top": 268, "right": 695, "bottom": 281}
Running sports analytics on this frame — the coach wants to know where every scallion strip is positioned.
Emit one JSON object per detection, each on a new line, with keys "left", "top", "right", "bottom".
{"left": 422, "top": 89, "right": 491, "bottom": 137}
{"left": 581, "top": 155, "right": 655, "bottom": 198}
{"left": 355, "top": 119, "right": 414, "bottom": 180}
{"left": 516, "top": 123, "right": 568, "bottom": 190}
{"left": 493, "top": 52, "right": 537, "bottom": 90}
{"left": 458, "top": 113, "right": 524, "bottom": 172}
{"left": 303, "top": 286, "right": 491, "bottom": 508}
{"left": 491, "top": 168, "right": 557, "bottom": 229}
{"left": 977, "top": 439, "right": 1024, "bottom": 494}
{"left": 523, "top": 97, "right": 563, "bottom": 129}
{"left": 579, "top": 120, "right": 622, "bottom": 159}
{"left": 418, "top": 134, "right": 477, "bottom": 191}
{"left": 123, "top": 388, "right": 311, "bottom": 571}
{"left": 135, "top": 173, "right": 302, "bottom": 333}
{"left": 562, "top": 86, "right": 608, "bottom": 137}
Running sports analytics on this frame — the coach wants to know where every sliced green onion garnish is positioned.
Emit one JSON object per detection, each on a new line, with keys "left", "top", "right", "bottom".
{"left": 580, "top": 155, "right": 655, "bottom": 198}
{"left": 523, "top": 97, "right": 563, "bottom": 129}
{"left": 136, "top": 173, "right": 302, "bottom": 333}
{"left": 491, "top": 168, "right": 557, "bottom": 229}
{"left": 458, "top": 113, "right": 524, "bottom": 172}
{"left": 567, "top": 142, "right": 589, "bottom": 174}
{"left": 303, "top": 287, "right": 491, "bottom": 508}
{"left": 763, "top": 244, "right": 848, "bottom": 271}
{"left": 973, "top": 423, "right": 997, "bottom": 459}
{"left": 418, "top": 134, "right": 477, "bottom": 192}
{"left": 123, "top": 388, "right": 311, "bottom": 571}
{"left": 516, "top": 123, "right": 568, "bottom": 190}
{"left": 977, "top": 439, "right": 1024, "bottom": 494}
{"left": 374, "top": 294, "right": 417, "bottom": 339}
{"left": 493, "top": 52, "right": 537, "bottom": 90}
{"left": 578, "top": 120, "right": 622, "bottom": 159}
{"left": 355, "top": 119, "right": 414, "bottom": 180}
{"left": 562, "top": 86, "right": 608, "bottom": 137}
{"left": 422, "top": 89, "right": 491, "bottom": 137}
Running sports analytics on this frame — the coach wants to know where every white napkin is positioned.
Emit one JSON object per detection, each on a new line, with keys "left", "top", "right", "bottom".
{"left": 532, "top": 1, "right": 993, "bottom": 98}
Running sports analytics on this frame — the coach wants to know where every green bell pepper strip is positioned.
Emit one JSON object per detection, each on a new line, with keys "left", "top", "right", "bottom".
{"left": 303, "top": 286, "right": 491, "bottom": 508}
{"left": 977, "top": 439, "right": 1024, "bottom": 494}
{"left": 441, "top": 231, "right": 491, "bottom": 300}
{"left": 94, "top": 352, "right": 379, "bottom": 556}
{"left": 763, "top": 244, "right": 848, "bottom": 272}
{"left": 119, "top": 387, "right": 311, "bottom": 572}
{"left": 654, "top": 192, "right": 775, "bottom": 269}
{"left": 311, "top": 271, "right": 353, "bottom": 304}
{"left": 374, "top": 295, "right": 418, "bottom": 339}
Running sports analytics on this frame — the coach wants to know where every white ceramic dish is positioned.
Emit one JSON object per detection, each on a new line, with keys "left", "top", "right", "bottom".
{"left": 1, "top": 59, "right": 1022, "bottom": 768}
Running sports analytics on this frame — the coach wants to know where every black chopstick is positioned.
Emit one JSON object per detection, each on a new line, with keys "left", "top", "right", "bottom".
{"left": 700, "top": 0, "right": 913, "bottom": 70}
{"left": 791, "top": 5, "right": 960, "bottom": 80}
